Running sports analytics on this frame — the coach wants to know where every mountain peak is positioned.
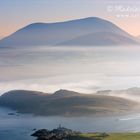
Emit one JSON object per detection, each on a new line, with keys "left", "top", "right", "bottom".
{"left": 0, "top": 17, "right": 139, "bottom": 47}
{"left": 75, "top": 17, "right": 108, "bottom": 22}
{"left": 53, "top": 89, "right": 80, "bottom": 97}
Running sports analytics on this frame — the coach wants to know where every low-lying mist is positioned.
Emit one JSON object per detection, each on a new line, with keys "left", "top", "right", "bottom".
{"left": 0, "top": 46, "right": 140, "bottom": 102}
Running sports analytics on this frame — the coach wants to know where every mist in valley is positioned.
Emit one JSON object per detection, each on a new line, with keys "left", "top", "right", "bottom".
{"left": 0, "top": 46, "right": 140, "bottom": 101}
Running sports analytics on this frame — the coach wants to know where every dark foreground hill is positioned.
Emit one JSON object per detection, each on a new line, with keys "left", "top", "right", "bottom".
{"left": 31, "top": 126, "right": 140, "bottom": 140}
{"left": 0, "top": 89, "right": 138, "bottom": 117}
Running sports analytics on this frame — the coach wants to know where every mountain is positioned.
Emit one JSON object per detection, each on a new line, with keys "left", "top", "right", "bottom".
{"left": 0, "top": 17, "right": 139, "bottom": 47}
{"left": 96, "top": 87, "right": 140, "bottom": 102}
{"left": 60, "top": 32, "right": 139, "bottom": 46}
{"left": 52, "top": 89, "right": 79, "bottom": 98}
{"left": 0, "top": 89, "right": 138, "bottom": 117}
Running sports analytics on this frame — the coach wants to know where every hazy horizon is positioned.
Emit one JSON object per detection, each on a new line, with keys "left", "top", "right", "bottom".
{"left": 0, "top": 46, "right": 140, "bottom": 95}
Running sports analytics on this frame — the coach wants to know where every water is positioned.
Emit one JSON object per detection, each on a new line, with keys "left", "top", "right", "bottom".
{"left": 0, "top": 46, "right": 140, "bottom": 94}
{"left": 1, "top": 46, "right": 140, "bottom": 139}
{"left": 1, "top": 107, "right": 140, "bottom": 140}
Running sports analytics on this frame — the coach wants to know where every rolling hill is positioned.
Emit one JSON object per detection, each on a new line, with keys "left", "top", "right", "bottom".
{"left": 0, "top": 17, "right": 139, "bottom": 47}
{"left": 60, "top": 32, "right": 138, "bottom": 46}
{"left": 0, "top": 89, "right": 138, "bottom": 117}
{"left": 96, "top": 87, "right": 140, "bottom": 102}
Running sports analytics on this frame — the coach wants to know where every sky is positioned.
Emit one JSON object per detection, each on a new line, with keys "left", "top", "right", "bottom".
{"left": 0, "top": 0, "right": 140, "bottom": 38}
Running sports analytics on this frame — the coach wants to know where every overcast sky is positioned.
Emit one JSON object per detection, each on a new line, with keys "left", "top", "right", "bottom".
{"left": 0, "top": 0, "right": 140, "bottom": 38}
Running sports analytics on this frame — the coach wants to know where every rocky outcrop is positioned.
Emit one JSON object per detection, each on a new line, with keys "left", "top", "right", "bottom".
{"left": 31, "top": 126, "right": 79, "bottom": 140}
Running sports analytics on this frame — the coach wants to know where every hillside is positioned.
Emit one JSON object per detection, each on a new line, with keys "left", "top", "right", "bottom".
{"left": 0, "top": 17, "right": 139, "bottom": 47}
{"left": 0, "top": 89, "right": 138, "bottom": 117}
{"left": 69, "top": 133, "right": 140, "bottom": 140}
{"left": 31, "top": 127, "right": 140, "bottom": 140}
{"left": 96, "top": 87, "right": 140, "bottom": 102}
{"left": 59, "top": 32, "right": 138, "bottom": 46}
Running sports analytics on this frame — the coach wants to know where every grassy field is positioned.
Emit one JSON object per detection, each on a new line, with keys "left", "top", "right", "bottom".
{"left": 104, "top": 133, "right": 140, "bottom": 140}
{"left": 68, "top": 133, "right": 140, "bottom": 140}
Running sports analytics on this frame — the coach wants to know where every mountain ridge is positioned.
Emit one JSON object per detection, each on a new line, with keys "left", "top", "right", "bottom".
{"left": 0, "top": 17, "right": 139, "bottom": 47}
{"left": 0, "top": 89, "right": 139, "bottom": 117}
{"left": 59, "top": 31, "right": 139, "bottom": 46}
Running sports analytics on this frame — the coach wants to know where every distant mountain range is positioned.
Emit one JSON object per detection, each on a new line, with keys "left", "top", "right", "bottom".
{"left": 0, "top": 17, "right": 139, "bottom": 47}
{"left": 0, "top": 89, "right": 138, "bottom": 117}
{"left": 97, "top": 87, "right": 140, "bottom": 102}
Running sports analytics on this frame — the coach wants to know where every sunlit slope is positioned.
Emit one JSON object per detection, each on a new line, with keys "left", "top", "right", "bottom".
{"left": 0, "top": 89, "right": 138, "bottom": 116}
